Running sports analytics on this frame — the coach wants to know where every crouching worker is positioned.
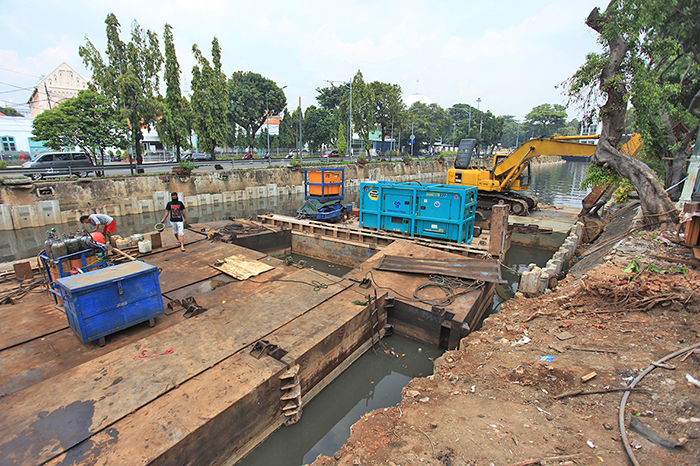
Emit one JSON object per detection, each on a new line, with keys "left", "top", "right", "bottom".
{"left": 80, "top": 213, "right": 117, "bottom": 245}
{"left": 161, "top": 192, "right": 188, "bottom": 252}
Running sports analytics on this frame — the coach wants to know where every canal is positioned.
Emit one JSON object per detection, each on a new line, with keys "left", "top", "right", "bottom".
{"left": 1, "top": 162, "right": 589, "bottom": 465}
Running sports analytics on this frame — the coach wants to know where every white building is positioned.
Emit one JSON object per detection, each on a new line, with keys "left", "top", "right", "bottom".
{"left": 27, "top": 62, "right": 88, "bottom": 118}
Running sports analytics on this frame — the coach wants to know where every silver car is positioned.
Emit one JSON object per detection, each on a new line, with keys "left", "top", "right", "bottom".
{"left": 22, "top": 151, "right": 97, "bottom": 180}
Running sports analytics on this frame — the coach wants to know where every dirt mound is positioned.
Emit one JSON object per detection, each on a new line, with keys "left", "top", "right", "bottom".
{"left": 310, "top": 229, "right": 700, "bottom": 466}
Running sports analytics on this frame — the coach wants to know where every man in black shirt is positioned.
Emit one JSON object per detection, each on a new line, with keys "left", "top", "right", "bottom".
{"left": 161, "top": 192, "right": 188, "bottom": 252}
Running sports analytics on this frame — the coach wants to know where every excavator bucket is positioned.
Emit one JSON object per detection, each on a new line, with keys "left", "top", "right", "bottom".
{"left": 455, "top": 139, "right": 477, "bottom": 169}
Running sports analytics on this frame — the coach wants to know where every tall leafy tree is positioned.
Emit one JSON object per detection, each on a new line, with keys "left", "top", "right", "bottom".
{"left": 369, "top": 81, "right": 404, "bottom": 155}
{"left": 565, "top": 1, "right": 683, "bottom": 226}
{"left": 337, "top": 121, "right": 347, "bottom": 156}
{"left": 191, "top": 37, "right": 228, "bottom": 159}
{"left": 32, "top": 89, "right": 129, "bottom": 165}
{"left": 227, "top": 71, "right": 286, "bottom": 153}
{"left": 157, "top": 24, "right": 190, "bottom": 162}
{"left": 303, "top": 105, "right": 334, "bottom": 153}
{"left": 524, "top": 104, "right": 567, "bottom": 137}
{"left": 79, "top": 14, "right": 162, "bottom": 165}
{"left": 341, "top": 71, "right": 374, "bottom": 156}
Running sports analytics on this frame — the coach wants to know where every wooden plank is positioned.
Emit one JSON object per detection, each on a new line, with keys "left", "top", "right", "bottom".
{"left": 211, "top": 254, "right": 275, "bottom": 280}
{"left": 0, "top": 298, "right": 67, "bottom": 351}
{"left": 45, "top": 286, "right": 381, "bottom": 466}
{"left": 0, "top": 268, "right": 348, "bottom": 466}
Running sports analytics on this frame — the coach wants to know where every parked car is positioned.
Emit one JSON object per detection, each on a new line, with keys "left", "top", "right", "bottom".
{"left": 320, "top": 149, "right": 339, "bottom": 158}
{"left": 22, "top": 151, "right": 97, "bottom": 180}
{"left": 183, "top": 152, "right": 212, "bottom": 161}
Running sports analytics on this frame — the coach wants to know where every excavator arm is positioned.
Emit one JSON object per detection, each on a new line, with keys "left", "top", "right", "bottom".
{"left": 495, "top": 137, "right": 599, "bottom": 191}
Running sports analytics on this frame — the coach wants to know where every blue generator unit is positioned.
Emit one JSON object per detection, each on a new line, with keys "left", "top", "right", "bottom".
{"left": 359, "top": 181, "right": 478, "bottom": 244}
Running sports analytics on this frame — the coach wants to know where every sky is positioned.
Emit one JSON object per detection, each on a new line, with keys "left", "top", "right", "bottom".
{"left": 0, "top": 0, "right": 603, "bottom": 122}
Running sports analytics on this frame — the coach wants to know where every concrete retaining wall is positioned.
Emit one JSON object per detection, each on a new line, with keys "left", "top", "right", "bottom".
{"left": 0, "top": 161, "right": 447, "bottom": 230}
{"left": 518, "top": 221, "right": 584, "bottom": 296}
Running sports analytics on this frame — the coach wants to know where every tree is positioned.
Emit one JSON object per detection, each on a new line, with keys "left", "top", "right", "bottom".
{"left": 369, "top": 81, "right": 404, "bottom": 155}
{"left": 479, "top": 111, "right": 505, "bottom": 154}
{"left": 191, "top": 37, "right": 228, "bottom": 159}
{"left": 227, "top": 71, "right": 286, "bottom": 154}
{"left": 0, "top": 107, "right": 22, "bottom": 117}
{"left": 565, "top": 2, "right": 681, "bottom": 227}
{"left": 278, "top": 109, "right": 296, "bottom": 150}
{"left": 32, "top": 89, "right": 129, "bottom": 165}
{"left": 157, "top": 24, "right": 190, "bottom": 162}
{"left": 303, "top": 105, "right": 334, "bottom": 153}
{"left": 341, "top": 71, "right": 374, "bottom": 156}
{"left": 524, "top": 104, "right": 567, "bottom": 137}
{"left": 337, "top": 121, "right": 347, "bottom": 156}
{"left": 79, "top": 14, "right": 162, "bottom": 165}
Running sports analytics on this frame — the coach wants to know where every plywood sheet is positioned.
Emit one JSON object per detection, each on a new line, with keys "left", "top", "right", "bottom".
{"left": 211, "top": 254, "right": 274, "bottom": 280}
{"left": 0, "top": 298, "right": 67, "bottom": 351}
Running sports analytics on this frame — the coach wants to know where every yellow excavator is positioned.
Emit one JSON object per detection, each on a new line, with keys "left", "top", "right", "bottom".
{"left": 446, "top": 135, "right": 602, "bottom": 215}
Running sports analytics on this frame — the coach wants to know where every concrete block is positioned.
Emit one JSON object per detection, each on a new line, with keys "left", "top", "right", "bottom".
{"left": 294, "top": 185, "right": 304, "bottom": 194}
{"left": 235, "top": 190, "right": 248, "bottom": 201}
{"left": 538, "top": 272, "right": 552, "bottom": 293}
{"left": 11, "top": 205, "right": 39, "bottom": 229}
{"left": 197, "top": 194, "right": 213, "bottom": 205}
{"left": 0, "top": 204, "right": 13, "bottom": 231}
{"left": 278, "top": 186, "right": 290, "bottom": 196}
{"left": 139, "top": 200, "right": 155, "bottom": 213}
{"left": 60, "top": 210, "right": 79, "bottom": 225}
{"left": 256, "top": 186, "right": 268, "bottom": 198}
{"left": 153, "top": 191, "right": 170, "bottom": 211}
{"left": 34, "top": 200, "right": 61, "bottom": 226}
{"left": 120, "top": 197, "right": 142, "bottom": 215}
{"left": 184, "top": 196, "right": 198, "bottom": 207}
{"left": 223, "top": 192, "right": 236, "bottom": 203}
{"left": 518, "top": 265, "right": 542, "bottom": 295}
{"left": 246, "top": 186, "right": 259, "bottom": 199}
{"left": 212, "top": 194, "right": 223, "bottom": 204}
{"left": 267, "top": 184, "right": 278, "bottom": 197}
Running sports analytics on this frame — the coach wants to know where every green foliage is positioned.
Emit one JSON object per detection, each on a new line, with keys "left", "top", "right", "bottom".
{"left": 369, "top": 81, "right": 404, "bottom": 154}
{"left": 157, "top": 24, "right": 190, "bottom": 161}
{"left": 31, "top": 89, "right": 129, "bottom": 162}
{"left": 579, "top": 164, "right": 621, "bottom": 190}
{"left": 0, "top": 161, "right": 7, "bottom": 169}
{"left": 524, "top": 104, "right": 567, "bottom": 137}
{"left": 191, "top": 38, "right": 228, "bottom": 159}
{"left": 337, "top": 121, "right": 347, "bottom": 156}
{"left": 0, "top": 107, "right": 22, "bottom": 117}
{"left": 79, "top": 14, "right": 163, "bottom": 164}
{"left": 227, "top": 71, "right": 287, "bottom": 152}
{"left": 303, "top": 105, "right": 334, "bottom": 153}
{"left": 178, "top": 160, "right": 195, "bottom": 170}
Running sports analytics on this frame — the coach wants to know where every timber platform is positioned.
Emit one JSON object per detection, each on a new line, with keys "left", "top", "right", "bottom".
{"left": 0, "top": 218, "right": 505, "bottom": 466}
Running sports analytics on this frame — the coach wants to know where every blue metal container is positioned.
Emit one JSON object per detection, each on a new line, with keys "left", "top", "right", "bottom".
{"left": 359, "top": 182, "right": 478, "bottom": 244}
{"left": 55, "top": 261, "right": 164, "bottom": 345}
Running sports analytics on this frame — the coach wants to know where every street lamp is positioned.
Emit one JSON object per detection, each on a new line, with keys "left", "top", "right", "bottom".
{"left": 477, "top": 97, "right": 483, "bottom": 136}
{"left": 266, "top": 85, "right": 287, "bottom": 163}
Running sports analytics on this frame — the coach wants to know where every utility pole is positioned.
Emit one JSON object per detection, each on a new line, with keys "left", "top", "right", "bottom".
{"left": 298, "top": 96, "right": 303, "bottom": 162}
{"left": 477, "top": 97, "right": 483, "bottom": 136}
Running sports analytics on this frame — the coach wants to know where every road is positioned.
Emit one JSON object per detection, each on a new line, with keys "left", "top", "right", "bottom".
{"left": 0, "top": 155, "right": 415, "bottom": 179}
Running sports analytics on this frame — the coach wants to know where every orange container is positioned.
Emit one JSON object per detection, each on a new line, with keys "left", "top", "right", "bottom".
{"left": 308, "top": 170, "right": 342, "bottom": 196}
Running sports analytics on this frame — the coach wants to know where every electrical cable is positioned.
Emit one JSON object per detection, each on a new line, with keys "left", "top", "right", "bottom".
{"left": 619, "top": 341, "right": 700, "bottom": 466}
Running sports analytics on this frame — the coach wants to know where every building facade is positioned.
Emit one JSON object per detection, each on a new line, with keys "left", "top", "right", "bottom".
{"left": 27, "top": 62, "right": 88, "bottom": 118}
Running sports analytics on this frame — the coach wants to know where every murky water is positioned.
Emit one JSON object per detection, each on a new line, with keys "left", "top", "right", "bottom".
{"left": 237, "top": 336, "right": 440, "bottom": 466}
{"left": 529, "top": 161, "right": 590, "bottom": 208}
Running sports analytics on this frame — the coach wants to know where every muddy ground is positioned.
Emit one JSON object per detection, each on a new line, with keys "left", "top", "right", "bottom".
{"left": 310, "top": 228, "right": 700, "bottom": 466}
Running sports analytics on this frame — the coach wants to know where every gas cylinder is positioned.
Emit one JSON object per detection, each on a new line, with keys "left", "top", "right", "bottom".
{"left": 51, "top": 237, "right": 68, "bottom": 259}
{"left": 44, "top": 234, "right": 56, "bottom": 260}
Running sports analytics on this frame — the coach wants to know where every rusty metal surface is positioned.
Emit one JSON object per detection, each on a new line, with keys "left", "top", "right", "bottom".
{"left": 374, "top": 254, "right": 506, "bottom": 284}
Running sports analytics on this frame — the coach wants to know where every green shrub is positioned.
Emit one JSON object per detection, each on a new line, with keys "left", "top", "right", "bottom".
{"left": 0, "top": 161, "right": 7, "bottom": 169}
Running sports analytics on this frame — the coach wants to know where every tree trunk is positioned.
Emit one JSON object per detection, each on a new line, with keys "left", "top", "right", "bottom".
{"left": 587, "top": 5, "right": 678, "bottom": 228}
